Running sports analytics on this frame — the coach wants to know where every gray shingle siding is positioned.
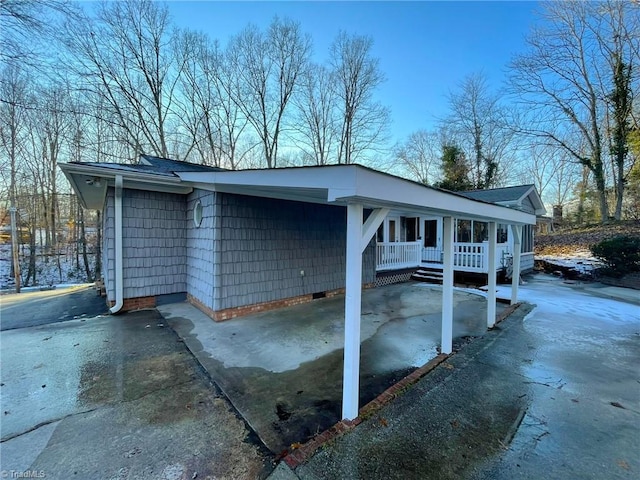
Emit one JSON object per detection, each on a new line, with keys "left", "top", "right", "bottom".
{"left": 521, "top": 253, "right": 534, "bottom": 272}
{"left": 103, "top": 188, "right": 375, "bottom": 311}
{"left": 520, "top": 196, "right": 535, "bottom": 214}
{"left": 103, "top": 188, "right": 187, "bottom": 300}
{"left": 214, "top": 193, "right": 376, "bottom": 311}
{"left": 103, "top": 194, "right": 115, "bottom": 301}
{"left": 186, "top": 190, "right": 216, "bottom": 310}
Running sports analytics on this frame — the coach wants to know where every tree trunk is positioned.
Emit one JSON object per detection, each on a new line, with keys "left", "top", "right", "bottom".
{"left": 95, "top": 211, "right": 102, "bottom": 281}
{"left": 592, "top": 160, "right": 610, "bottom": 222}
{"left": 79, "top": 208, "right": 92, "bottom": 282}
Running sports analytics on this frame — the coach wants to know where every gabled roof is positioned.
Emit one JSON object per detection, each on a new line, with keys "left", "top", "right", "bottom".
{"left": 460, "top": 184, "right": 546, "bottom": 216}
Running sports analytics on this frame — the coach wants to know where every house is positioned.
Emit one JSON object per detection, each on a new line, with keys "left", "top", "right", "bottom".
{"left": 374, "top": 184, "right": 546, "bottom": 280}
{"left": 60, "top": 155, "right": 537, "bottom": 420}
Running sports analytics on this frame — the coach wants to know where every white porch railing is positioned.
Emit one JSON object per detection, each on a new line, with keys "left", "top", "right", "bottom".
{"left": 376, "top": 241, "right": 422, "bottom": 271}
{"left": 453, "top": 243, "right": 486, "bottom": 272}
{"left": 377, "top": 241, "right": 512, "bottom": 273}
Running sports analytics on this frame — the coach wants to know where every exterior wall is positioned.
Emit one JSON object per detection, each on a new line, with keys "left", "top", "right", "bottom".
{"left": 186, "top": 190, "right": 216, "bottom": 310}
{"left": 103, "top": 194, "right": 114, "bottom": 302}
{"left": 521, "top": 252, "right": 534, "bottom": 273}
{"left": 214, "top": 193, "right": 376, "bottom": 311}
{"left": 103, "top": 188, "right": 187, "bottom": 301}
{"left": 520, "top": 196, "right": 536, "bottom": 214}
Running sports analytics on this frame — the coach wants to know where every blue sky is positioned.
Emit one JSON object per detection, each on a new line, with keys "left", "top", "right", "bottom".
{"left": 167, "top": 1, "right": 540, "bottom": 143}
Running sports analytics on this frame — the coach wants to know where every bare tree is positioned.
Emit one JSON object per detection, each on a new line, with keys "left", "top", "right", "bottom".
{"left": 509, "top": 0, "right": 639, "bottom": 222}
{"left": 393, "top": 130, "right": 442, "bottom": 185}
{"left": 518, "top": 142, "right": 579, "bottom": 208}
{"left": 227, "top": 17, "right": 311, "bottom": 168}
{"left": 0, "top": 64, "right": 31, "bottom": 290}
{"left": 330, "top": 31, "right": 389, "bottom": 164}
{"left": 63, "top": 0, "right": 183, "bottom": 158}
{"left": 442, "top": 72, "right": 514, "bottom": 188}
{"left": 175, "top": 30, "right": 254, "bottom": 169}
{"left": 293, "top": 65, "right": 337, "bottom": 165}
{"left": 0, "top": 0, "right": 79, "bottom": 67}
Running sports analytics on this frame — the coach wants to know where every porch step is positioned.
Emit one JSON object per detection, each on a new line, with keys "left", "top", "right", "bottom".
{"left": 411, "top": 268, "right": 443, "bottom": 285}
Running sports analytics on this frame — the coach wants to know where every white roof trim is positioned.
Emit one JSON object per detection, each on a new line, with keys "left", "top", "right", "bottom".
{"left": 60, "top": 162, "right": 536, "bottom": 225}
{"left": 177, "top": 165, "right": 536, "bottom": 225}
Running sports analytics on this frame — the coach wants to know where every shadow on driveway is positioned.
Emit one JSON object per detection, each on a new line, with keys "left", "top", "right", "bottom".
{"left": 1, "top": 285, "right": 107, "bottom": 331}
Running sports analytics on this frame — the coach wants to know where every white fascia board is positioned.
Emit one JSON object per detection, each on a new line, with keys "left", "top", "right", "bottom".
{"left": 177, "top": 165, "right": 535, "bottom": 226}
{"left": 176, "top": 166, "right": 356, "bottom": 197}
{"left": 348, "top": 168, "right": 536, "bottom": 225}
{"left": 59, "top": 162, "right": 192, "bottom": 209}
{"left": 515, "top": 185, "right": 547, "bottom": 216}
{"left": 59, "top": 163, "right": 186, "bottom": 187}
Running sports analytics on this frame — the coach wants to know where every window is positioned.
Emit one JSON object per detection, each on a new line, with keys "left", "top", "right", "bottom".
{"left": 424, "top": 220, "right": 437, "bottom": 247}
{"left": 473, "top": 222, "right": 488, "bottom": 243}
{"left": 456, "top": 220, "right": 472, "bottom": 243}
{"left": 497, "top": 224, "right": 508, "bottom": 244}
{"left": 406, "top": 217, "right": 419, "bottom": 242}
{"left": 521, "top": 225, "right": 534, "bottom": 253}
{"left": 377, "top": 224, "right": 384, "bottom": 242}
{"left": 193, "top": 200, "right": 203, "bottom": 227}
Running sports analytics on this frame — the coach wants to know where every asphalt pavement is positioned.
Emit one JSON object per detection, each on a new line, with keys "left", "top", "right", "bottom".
{"left": 0, "top": 285, "right": 107, "bottom": 331}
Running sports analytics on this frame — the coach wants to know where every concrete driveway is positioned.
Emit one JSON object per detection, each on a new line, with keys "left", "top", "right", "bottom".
{"left": 276, "top": 274, "right": 640, "bottom": 479}
{"left": 0, "top": 293, "right": 270, "bottom": 479}
{"left": 158, "top": 283, "right": 506, "bottom": 454}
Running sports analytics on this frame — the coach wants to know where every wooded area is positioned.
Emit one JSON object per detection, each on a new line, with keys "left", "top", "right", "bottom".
{"left": 0, "top": 0, "right": 638, "bottom": 291}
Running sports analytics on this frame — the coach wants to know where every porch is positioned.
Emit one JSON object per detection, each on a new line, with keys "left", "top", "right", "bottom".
{"left": 376, "top": 241, "right": 511, "bottom": 273}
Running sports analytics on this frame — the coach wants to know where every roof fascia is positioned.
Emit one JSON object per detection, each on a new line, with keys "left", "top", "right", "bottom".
{"left": 59, "top": 162, "right": 192, "bottom": 209}
{"left": 179, "top": 166, "right": 534, "bottom": 225}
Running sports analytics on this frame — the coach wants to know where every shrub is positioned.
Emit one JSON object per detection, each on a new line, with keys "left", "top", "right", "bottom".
{"left": 590, "top": 235, "right": 640, "bottom": 277}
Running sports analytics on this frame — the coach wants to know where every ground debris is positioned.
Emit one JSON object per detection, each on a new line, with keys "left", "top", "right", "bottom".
{"left": 617, "top": 459, "right": 631, "bottom": 470}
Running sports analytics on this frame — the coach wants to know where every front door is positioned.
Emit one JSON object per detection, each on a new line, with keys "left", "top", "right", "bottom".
{"left": 422, "top": 218, "right": 442, "bottom": 263}
{"left": 387, "top": 217, "right": 399, "bottom": 243}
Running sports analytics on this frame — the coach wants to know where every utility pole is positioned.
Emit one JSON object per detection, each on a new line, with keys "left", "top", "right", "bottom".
{"left": 10, "top": 206, "right": 21, "bottom": 293}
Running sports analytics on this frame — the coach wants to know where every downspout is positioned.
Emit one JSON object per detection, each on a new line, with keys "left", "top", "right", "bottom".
{"left": 109, "top": 175, "right": 124, "bottom": 314}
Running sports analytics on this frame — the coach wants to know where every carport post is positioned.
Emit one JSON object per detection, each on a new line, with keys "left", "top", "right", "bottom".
{"left": 487, "top": 222, "right": 497, "bottom": 328}
{"left": 342, "top": 203, "right": 364, "bottom": 420}
{"left": 510, "top": 225, "right": 522, "bottom": 305}
{"left": 441, "top": 216, "right": 454, "bottom": 354}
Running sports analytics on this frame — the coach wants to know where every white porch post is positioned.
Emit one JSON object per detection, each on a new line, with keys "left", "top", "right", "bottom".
{"left": 487, "top": 222, "right": 497, "bottom": 328}
{"left": 441, "top": 216, "right": 454, "bottom": 354}
{"left": 342, "top": 205, "right": 388, "bottom": 420}
{"left": 510, "top": 224, "right": 522, "bottom": 305}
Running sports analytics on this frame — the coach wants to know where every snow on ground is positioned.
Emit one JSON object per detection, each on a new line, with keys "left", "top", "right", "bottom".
{"left": 0, "top": 244, "right": 94, "bottom": 291}
{"left": 485, "top": 274, "right": 639, "bottom": 326}
{"left": 536, "top": 250, "right": 603, "bottom": 276}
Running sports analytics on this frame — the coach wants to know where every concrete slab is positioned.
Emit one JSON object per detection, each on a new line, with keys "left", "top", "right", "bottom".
{"left": 159, "top": 283, "right": 506, "bottom": 453}
{"left": 0, "top": 311, "right": 270, "bottom": 479}
{"left": 287, "top": 274, "right": 640, "bottom": 479}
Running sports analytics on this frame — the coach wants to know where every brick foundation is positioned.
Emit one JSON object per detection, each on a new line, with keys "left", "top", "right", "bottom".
{"left": 189, "top": 283, "right": 375, "bottom": 322}
{"left": 109, "top": 295, "right": 156, "bottom": 312}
